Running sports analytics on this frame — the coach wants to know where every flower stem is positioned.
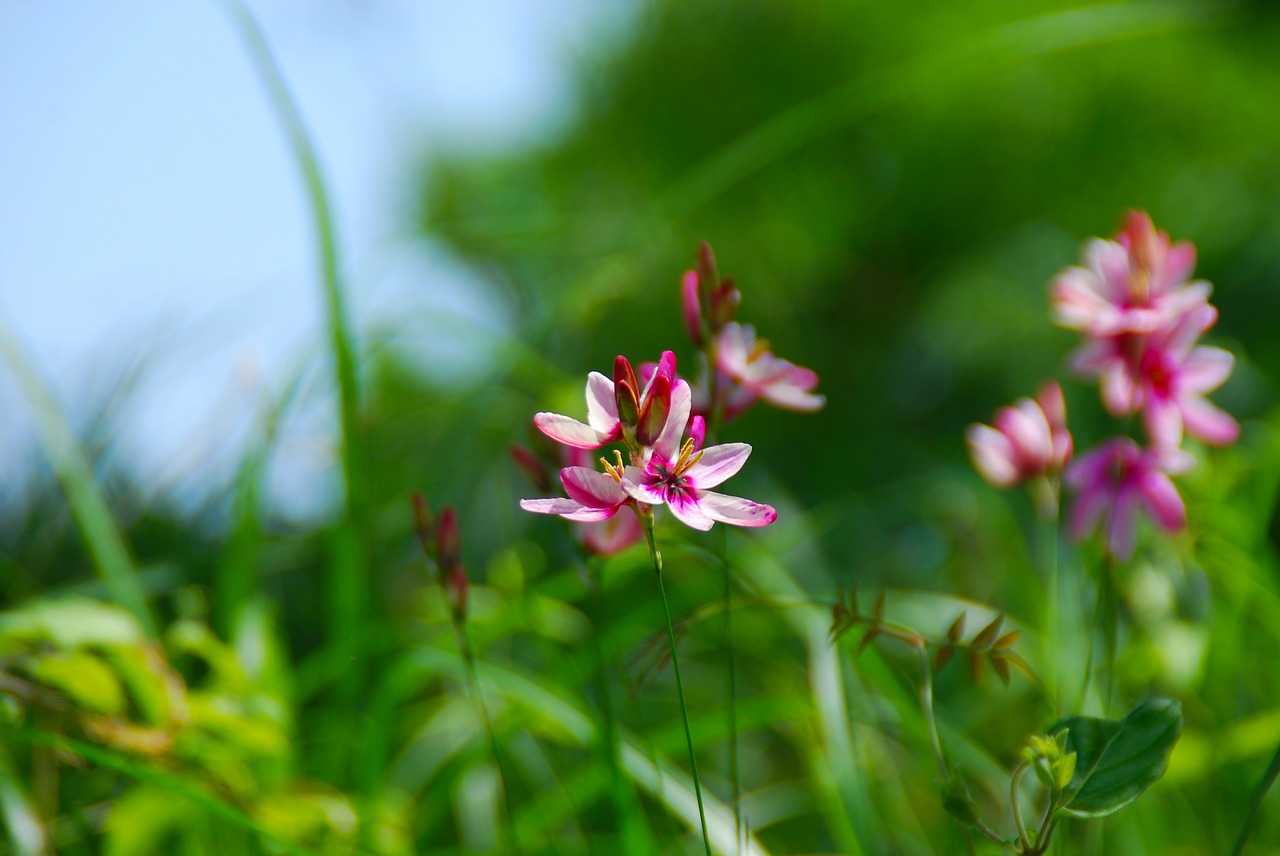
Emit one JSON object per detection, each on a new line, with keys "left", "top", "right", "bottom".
{"left": 641, "top": 510, "right": 713, "bottom": 856}
{"left": 1010, "top": 763, "right": 1031, "bottom": 852}
{"left": 916, "top": 645, "right": 948, "bottom": 779}
{"left": 1231, "top": 739, "right": 1280, "bottom": 856}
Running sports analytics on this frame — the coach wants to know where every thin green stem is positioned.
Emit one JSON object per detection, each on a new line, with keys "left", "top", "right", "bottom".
{"left": 916, "top": 645, "right": 947, "bottom": 779}
{"left": 641, "top": 512, "right": 712, "bottom": 856}
{"left": 456, "top": 623, "right": 526, "bottom": 856}
{"left": 0, "top": 315, "right": 155, "bottom": 636}
{"left": 1010, "top": 763, "right": 1030, "bottom": 852}
{"left": 1100, "top": 556, "right": 1118, "bottom": 716}
{"left": 1231, "top": 740, "right": 1280, "bottom": 856}
{"left": 1039, "top": 481, "right": 1062, "bottom": 718}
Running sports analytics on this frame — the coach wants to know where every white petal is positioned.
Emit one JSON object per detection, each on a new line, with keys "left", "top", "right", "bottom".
{"left": 585, "top": 372, "right": 619, "bottom": 433}
{"left": 686, "top": 443, "right": 751, "bottom": 489}
{"left": 560, "top": 467, "right": 626, "bottom": 509}
{"left": 695, "top": 490, "right": 777, "bottom": 528}
{"left": 534, "top": 412, "right": 612, "bottom": 449}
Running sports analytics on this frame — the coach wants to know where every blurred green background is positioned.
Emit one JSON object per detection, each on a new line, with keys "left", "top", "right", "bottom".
{"left": 3, "top": 0, "right": 1280, "bottom": 853}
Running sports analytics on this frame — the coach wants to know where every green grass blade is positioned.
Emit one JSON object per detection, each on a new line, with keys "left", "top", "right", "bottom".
{"left": 0, "top": 315, "right": 155, "bottom": 636}
{"left": 220, "top": 0, "right": 370, "bottom": 778}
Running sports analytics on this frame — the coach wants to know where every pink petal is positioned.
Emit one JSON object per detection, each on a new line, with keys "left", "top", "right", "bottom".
{"left": 651, "top": 378, "right": 692, "bottom": 459}
{"left": 1143, "top": 395, "right": 1184, "bottom": 450}
{"left": 686, "top": 443, "right": 752, "bottom": 489}
{"left": 1100, "top": 363, "right": 1137, "bottom": 415}
{"left": 1181, "top": 396, "right": 1240, "bottom": 446}
{"left": 1154, "top": 242, "right": 1197, "bottom": 294}
{"left": 534, "top": 412, "right": 613, "bottom": 449}
{"left": 967, "top": 424, "right": 1018, "bottom": 488}
{"left": 579, "top": 512, "right": 643, "bottom": 555}
{"left": 996, "top": 400, "right": 1053, "bottom": 467}
{"left": 519, "top": 497, "right": 617, "bottom": 522}
{"left": 760, "top": 381, "right": 826, "bottom": 412}
{"left": 1069, "top": 480, "right": 1110, "bottom": 541}
{"left": 695, "top": 490, "right": 778, "bottom": 527}
{"left": 687, "top": 415, "right": 706, "bottom": 452}
{"left": 666, "top": 493, "right": 714, "bottom": 531}
{"left": 585, "top": 372, "right": 619, "bottom": 433}
{"left": 1179, "top": 347, "right": 1233, "bottom": 393}
{"left": 1106, "top": 484, "right": 1141, "bottom": 560}
{"left": 1088, "top": 240, "right": 1132, "bottom": 303}
{"left": 560, "top": 467, "right": 626, "bottom": 509}
{"left": 620, "top": 467, "right": 668, "bottom": 506}
{"left": 715, "top": 323, "right": 750, "bottom": 375}
{"left": 1138, "top": 472, "right": 1186, "bottom": 532}
{"left": 1051, "top": 267, "right": 1109, "bottom": 330}
{"left": 682, "top": 270, "right": 703, "bottom": 343}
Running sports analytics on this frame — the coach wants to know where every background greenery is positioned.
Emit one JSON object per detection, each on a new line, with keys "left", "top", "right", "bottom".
{"left": 2, "top": 0, "right": 1280, "bottom": 853}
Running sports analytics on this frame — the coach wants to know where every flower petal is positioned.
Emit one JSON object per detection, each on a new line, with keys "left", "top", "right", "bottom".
{"left": 695, "top": 490, "right": 778, "bottom": 527}
{"left": 519, "top": 497, "right": 617, "bottom": 522}
{"left": 1181, "top": 396, "right": 1240, "bottom": 446}
{"left": 1106, "top": 484, "right": 1141, "bottom": 560}
{"left": 686, "top": 442, "right": 752, "bottom": 489}
{"left": 1179, "top": 347, "right": 1234, "bottom": 393}
{"left": 560, "top": 467, "right": 626, "bottom": 509}
{"left": 665, "top": 493, "right": 715, "bottom": 531}
{"left": 534, "top": 412, "right": 614, "bottom": 449}
{"left": 966, "top": 424, "right": 1018, "bottom": 488}
{"left": 1137, "top": 472, "right": 1186, "bottom": 532}
{"left": 620, "top": 466, "right": 668, "bottom": 506}
{"left": 585, "top": 372, "right": 619, "bottom": 433}
{"left": 651, "top": 378, "right": 692, "bottom": 459}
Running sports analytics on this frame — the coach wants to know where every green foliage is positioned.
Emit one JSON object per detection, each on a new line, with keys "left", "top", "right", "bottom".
{"left": 1053, "top": 699, "right": 1183, "bottom": 819}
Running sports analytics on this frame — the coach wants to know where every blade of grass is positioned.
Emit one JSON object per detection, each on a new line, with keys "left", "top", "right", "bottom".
{"left": 0, "top": 742, "right": 47, "bottom": 856}
{"left": 221, "top": 0, "right": 370, "bottom": 780}
{"left": 0, "top": 315, "right": 155, "bottom": 636}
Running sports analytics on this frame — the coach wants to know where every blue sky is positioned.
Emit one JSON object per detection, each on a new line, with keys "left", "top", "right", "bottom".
{"left": 0, "top": 1, "right": 633, "bottom": 518}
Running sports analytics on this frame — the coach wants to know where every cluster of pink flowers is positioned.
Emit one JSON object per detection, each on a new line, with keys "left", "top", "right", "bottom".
{"left": 683, "top": 242, "right": 825, "bottom": 423}
{"left": 515, "top": 244, "right": 827, "bottom": 554}
{"left": 969, "top": 212, "right": 1238, "bottom": 559}
{"left": 519, "top": 350, "right": 778, "bottom": 543}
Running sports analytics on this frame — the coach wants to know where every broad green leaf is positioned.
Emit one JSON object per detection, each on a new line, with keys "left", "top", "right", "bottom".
{"left": 1052, "top": 698, "right": 1183, "bottom": 818}
{"left": 29, "top": 650, "right": 125, "bottom": 715}
{"left": 0, "top": 598, "right": 143, "bottom": 649}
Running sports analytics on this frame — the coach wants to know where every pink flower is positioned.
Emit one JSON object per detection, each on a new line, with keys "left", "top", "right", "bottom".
{"left": 1065, "top": 438, "right": 1193, "bottom": 560}
{"left": 534, "top": 351, "right": 679, "bottom": 449}
{"left": 1051, "top": 211, "right": 1210, "bottom": 338}
{"left": 966, "top": 382, "right": 1072, "bottom": 488}
{"left": 620, "top": 412, "right": 777, "bottom": 531}
{"left": 577, "top": 513, "right": 644, "bottom": 556}
{"left": 713, "top": 322, "right": 825, "bottom": 420}
{"left": 1072, "top": 303, "right": 1238, "bottom": 448}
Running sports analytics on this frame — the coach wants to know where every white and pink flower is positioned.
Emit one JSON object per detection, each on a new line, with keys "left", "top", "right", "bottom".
{"left": 1051, "top": 210, "right": 1211, "bottom": 338}
{"left": 712, "top": 322, "right": 825, "bottom": 420}
{"left": 966, "top": 382, "right": 1072, "bottom": 489}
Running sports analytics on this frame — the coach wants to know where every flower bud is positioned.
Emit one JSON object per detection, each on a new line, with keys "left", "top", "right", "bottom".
{"left": 411, "top": 492, "right": 434, "bottom": 557}
{"left": 437, "top": 506, "right": 462, "bottom": 572}
{"left": 510, "top": 445, "right": 552, "bottom": 494}
{"left": 448, "top": 564, "right": 469, "bottom": 621}
{"left": 614, "top": 356, "right": 640, "bottom": 429}
{"left": 711, "top": 278, "right": 741, "bottom": 328}
{"left": 697, "top": 240, "right": 719, "bottom": 292}
{"left": 636, "top": 374, "right": 671, "bottom": 447}
{"left": 681, "top": 270, "right": 704, "bottom": 346}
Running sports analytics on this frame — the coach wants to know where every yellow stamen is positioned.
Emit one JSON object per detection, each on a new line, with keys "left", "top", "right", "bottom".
{"left": 673, "top": 437, "right": 705, "bottom": 474}
{"left": 600, "top": 449, "right": 626, "bottom": 481}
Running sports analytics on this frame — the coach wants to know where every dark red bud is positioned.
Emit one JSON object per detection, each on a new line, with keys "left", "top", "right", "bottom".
{"left": 615, "top": 373, "right": 640, "bottom": 430}
{"left": 636, "top": 374, "right": 671, "bottom": 447}
{"left": 510, "top": 445, "right": 552, "bottom": 493}
{"left": 448, "top": 564, "right": 469, "bottom": 620}
{"left": 437, "top": 507, "right": 461, "bottom": 572}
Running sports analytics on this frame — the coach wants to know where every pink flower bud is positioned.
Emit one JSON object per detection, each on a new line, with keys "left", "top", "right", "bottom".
{"left": 636, "top": 373, "right": 672, "bottom": 447}
{"left": 711, "top": 278, "right": 741, "bottom": 328}
{"left": 682, "top": 270, "right": 704, "bottom": 345}
{"left": 448, "top": 564, "right": 469, "bottom": 620}
{"left": 613, "top": 356, "right": 640, "bottom": 429}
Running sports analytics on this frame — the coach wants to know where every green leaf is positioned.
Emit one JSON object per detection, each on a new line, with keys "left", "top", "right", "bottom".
{"left": 1052, "top": 698, "right": 1183, "bottom": 818}
{"left": 29, "top": 650, "right": 125, "bottom": 715}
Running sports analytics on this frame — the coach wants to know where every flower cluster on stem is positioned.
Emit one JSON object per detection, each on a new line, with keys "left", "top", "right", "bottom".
{"left": 1052, "top": 211, "right": 1238, "bottom": 559}
{"left": 521, "top": 350, "right": 777, "bottom": 532}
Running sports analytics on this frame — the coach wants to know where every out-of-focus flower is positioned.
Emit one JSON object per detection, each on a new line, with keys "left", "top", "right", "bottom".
{"left": 577, "top": 513, "right": 644, "bottom": 556}
{"left": 1071, "top": 304, "right": 1237, "bottom": 448}
{"left": 966, "top": 382, "right": 1072, "bottom": 488}
{"left": 1065, "top": 438, "right": 1193, "bottom": 560}
{"left": 1051, "top": 211, "right": 1210, "bottom": 338}
{"left": 620, "top": 405, "right": 776, "bottom": 531}
{"left": 713, "top": 322, "right": 824, "bottom": 420}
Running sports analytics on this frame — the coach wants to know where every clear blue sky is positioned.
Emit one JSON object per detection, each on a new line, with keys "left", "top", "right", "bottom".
{"left": 0, "top": 1, "right": 632, "bottom": 518}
